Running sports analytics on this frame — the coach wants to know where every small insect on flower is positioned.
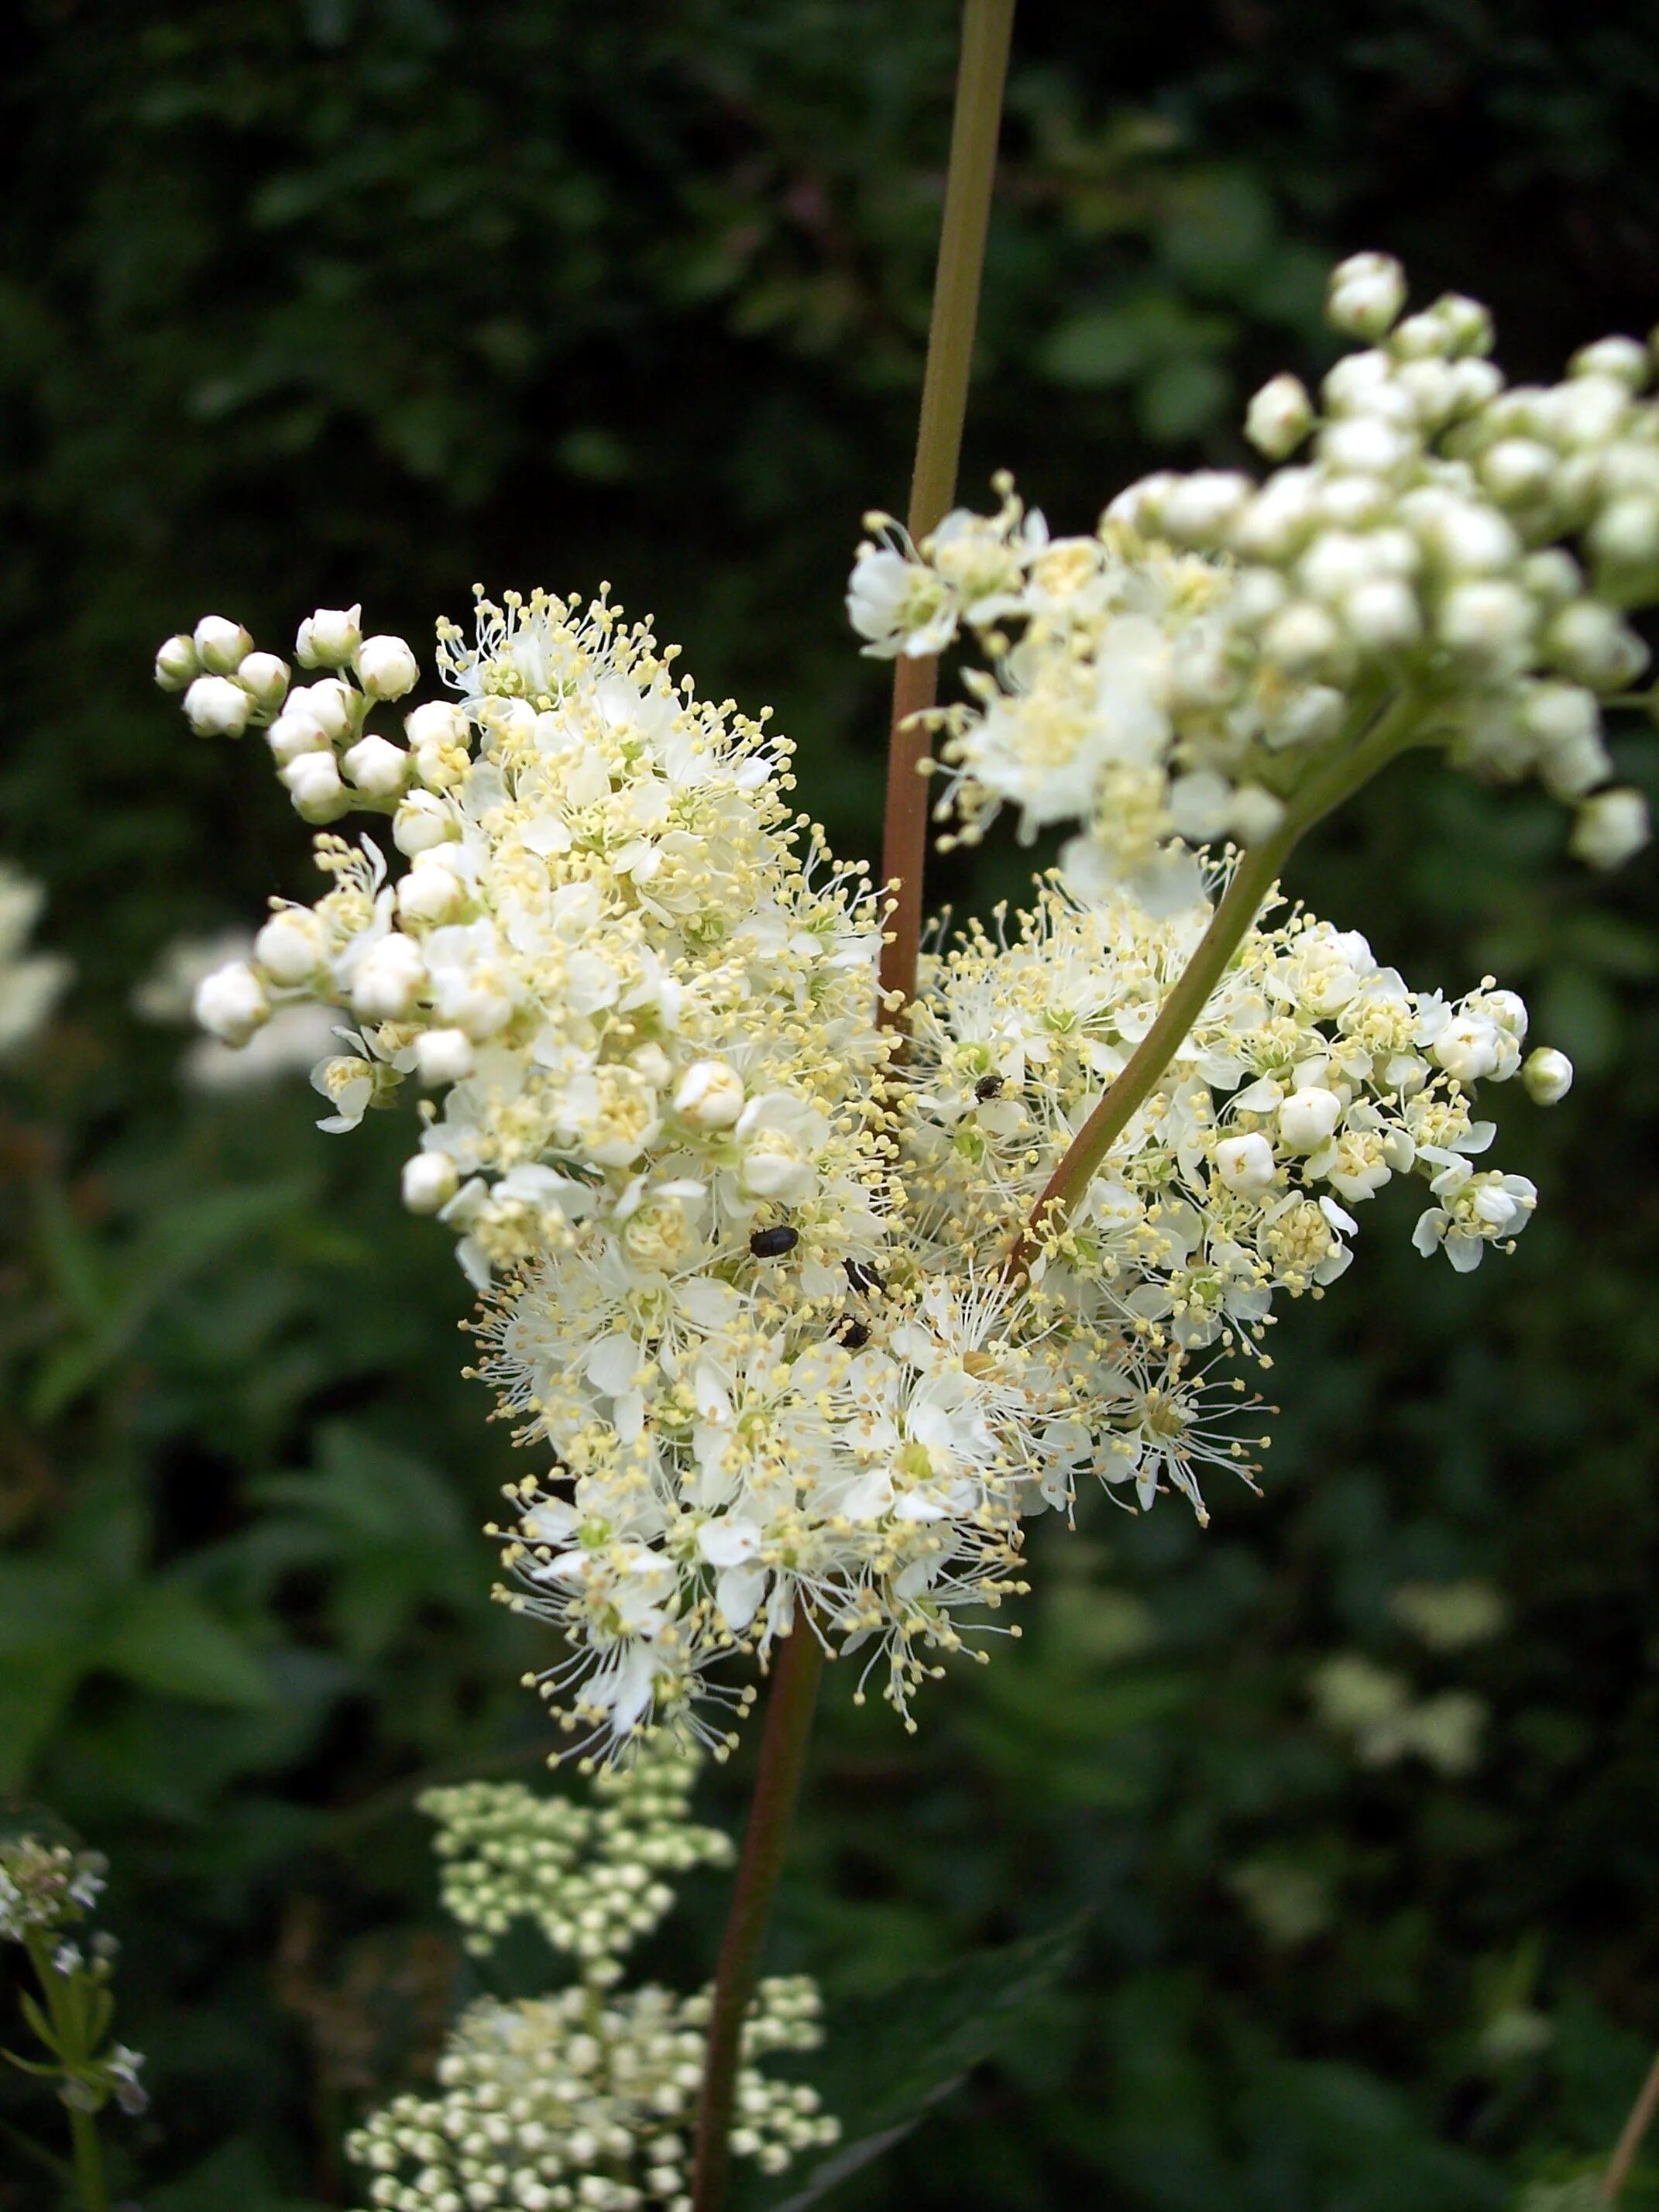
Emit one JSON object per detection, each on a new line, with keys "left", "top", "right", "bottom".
{"left": 838, "top": 1319, "right": 872, "bottom": 1350}
{"left": 750, "top": 1224, "right": 800, "bottom": 1258}
{"left": 974, "top": 1074, "right": 1005, "bottom": 1100}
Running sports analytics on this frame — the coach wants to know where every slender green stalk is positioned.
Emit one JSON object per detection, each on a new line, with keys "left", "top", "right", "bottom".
{"left": 1602, "top": 2042, "right": 1659, "bottom": 2200}
{"left": 1008, "top": 692, "right": 1429, "bottom": 1274}
{"left": 689, "top": 1616, "right": 825, "bottom": 2212}
{"left": 878, "top": 0, "right": 1017, "bottom": 1018}
{"left": 22, "top": 1932, "right": 109, "bottom": 2212}
{"left": 691, "top": 13, "right": 1016, "bottom": 2206}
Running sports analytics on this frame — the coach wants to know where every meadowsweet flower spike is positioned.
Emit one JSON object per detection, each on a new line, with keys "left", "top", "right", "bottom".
{"left": 349, "top": 1747, "right": 836, "bottom": 2212}
{"left": 850, "top": 252, "right": 1655, "bottom": 898}
{"left": 164, "top": 522, "right": 1575, "bottom": 1758}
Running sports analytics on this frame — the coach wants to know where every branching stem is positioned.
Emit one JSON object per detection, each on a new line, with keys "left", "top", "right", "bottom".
{"left": 691, "top": 8, "right": 1015, "bottom": 2207}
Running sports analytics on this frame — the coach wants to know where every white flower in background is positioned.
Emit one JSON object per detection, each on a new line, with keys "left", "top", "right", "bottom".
{"left": 133, "top": 929, "right": 340, "bottom": 1091}
{"left": 346, "top": 1746, "right": 837, "bottom": 2211}
{"left": 0, "top": 864, "right": 70, "bottom": 1060}
{"left": 852, "top": 254, "right": 1657, "bottom": 895}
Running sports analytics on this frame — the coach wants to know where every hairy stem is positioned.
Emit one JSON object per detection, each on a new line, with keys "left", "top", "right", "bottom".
{"left": 689, "top": 1615, "right": 825, "bottom": 2212}
{"left": 1602, "top": 2043, "right": 1659, "bottom": 2200}
{"left": 1008, "top": 692, "right": 1427, "bottom": 1275}
{"left": 878, "top": 0, "right": 1016, "bottom": 1018}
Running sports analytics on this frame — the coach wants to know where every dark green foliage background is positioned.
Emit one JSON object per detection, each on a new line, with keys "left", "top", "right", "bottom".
{"left": 4, "top": 3, "right": 1659, "bottom": 2206}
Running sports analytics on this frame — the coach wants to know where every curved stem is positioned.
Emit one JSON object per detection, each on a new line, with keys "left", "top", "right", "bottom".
{"left": 878, "top": 0, "right": 1017, "bottom": 1019}
{"left": 1008, "top": 692, "right": 1428, "bottom": 1276}
{"left": 690, "top": 1614, "right": 826, "bottom": 2212}
{"left": 1602, "top": 2043, "right": 1659, "bottom": 2201}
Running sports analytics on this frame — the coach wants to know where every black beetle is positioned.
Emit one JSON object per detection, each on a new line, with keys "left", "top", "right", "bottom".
{"left": 749, "top": 1224, "right": 799, "bottom": 1259}
{"left": 974, "top": 1073, "right": 1004, "bottom": 1101}
{"left": 838, "top": 1319, "right": 871, "bottom": 1351}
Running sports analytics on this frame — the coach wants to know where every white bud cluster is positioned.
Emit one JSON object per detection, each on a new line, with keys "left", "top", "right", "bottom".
{"left": 346, "top": 1978, "right": 835, "bottom": 2212}
{"left": 0, "top": 1834, "right": 149, "bottom": 2115}
{"left": 420, "top": 1750, "right": 732, "bottom": 1980}
{"left": 347, "top": 1750, "right": 836, "bottom": 2212}
{"left": 0, "top": 863, "right": 71, "bottom": 1060}
{"left": 847, "top": 252, "right": 1654, "bottom": 893}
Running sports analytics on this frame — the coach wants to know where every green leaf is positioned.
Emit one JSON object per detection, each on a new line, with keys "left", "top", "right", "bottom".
{"left": 750, "top": 1921, "right": 1084, "bottom": 2210}
{"left": 99, "top": 1582, "right": 274, "bottom": 1709}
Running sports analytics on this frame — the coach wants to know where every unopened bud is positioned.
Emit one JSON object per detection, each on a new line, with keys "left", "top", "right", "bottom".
{"left": 393, "top": 791, "right": 458, "bottom": 855}
{"left": 413, "top": 1028, "right": 476, "bottom": 1086}
{"left": 401, "top": 1152, "right": 459, "bottom": 1214}
{"left": 296, "top": 606, "right": 362, "bottom": 669}
{"left": 1521, "top": 1046, "right": 1574, "bottom": 1104}
{"left": 194, "top": 615, "right": 254, "bottom": 674}
{"left": 183, "top": 675, "right": 252, "bottom": 737}
{"left": 280, "top": 750, "right": 349, "bottom": 823}
{"left": 352, "top": 933, "right": 428, "bottom": 1020}
{"left": 254, "top": 907, "right": 325, "bottom": 986}
{"left": 1215, "top": 1132, "right": 1276, "bottom": 1194}
{"left": 193, "top": 960, "right": 268, "bottom": 1046}
{"left": 342, "top": 734, "right": 410, "bottom": 798}
{"left": 675, "top": 1060, "right": 745, "bottom": 1129}
{"left": 1569, "top": 786, "right": 1650, "bottom": 868}
{"left": 1244, "top": 374, "right": 1314, "bottom": 461}
{"left": 235, "top": 651, "right": 290, "bottom": 712}
{"left": 1326, "top": 252, "right": 1408, "bottom": 342}
{"left": 154, "top": 634, "right": 199, "bottom": 691}
{"left": 356, "top": 634, "right": 420, "bottom": 701}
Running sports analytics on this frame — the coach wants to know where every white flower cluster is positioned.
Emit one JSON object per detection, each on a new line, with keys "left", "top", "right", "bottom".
{"left": 900, "top": 867, "right": 1571, "bottom": 1451}
{"left": 349, "top": 1980, "right": 833, "bottom": 2212}
{"left": 848, "top": 252, "right": 1654, "bottom": 893}
{"left": 163, "top": 551, "right": 1577, "bottom": 1756}
{"left": 420, "top": 1751, "right": 732, "bottom": 1978}
{"left": 0, "top": 864, "right": 71, "bottom": 1060}
{"left": 347, "top": 1748, "right": 836, "bottom": 2212}
{"left": 0, "top": 1835, "right": 105, "bottom": 1939}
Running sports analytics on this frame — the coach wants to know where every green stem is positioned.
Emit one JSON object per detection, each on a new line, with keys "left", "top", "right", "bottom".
{"left": 22, "top": 1933, "right": 108, "bottom": 2212}
{"left": 878, "top": 0, "right": 1017, "bottom": 1018}
{"left": 689, "top": 1613, "right": 826, "bottom": 2212}
{"left": 1602, "top": 2042, "right": 1659, "bottom": 2201}
{"left": 1008, "top": 692, "right": 1427, "bottom": 1274}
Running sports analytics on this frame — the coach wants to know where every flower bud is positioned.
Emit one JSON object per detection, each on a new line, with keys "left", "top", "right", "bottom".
{"left": 413, "top": 1027, "right": 476, "bottom": 1086}
{"left": 1589, "top": 496, "right": 1659, "bottom": 571}
{"left": 154, "top": 634, "right": 199, "bottom": 691}
{"left": 1437, "top": 580, "right": 1535, "bottom": 672}
{"left": 1521, "top": 1046, "right": 1574, "bottom": 1104}
{"left": 193, "top": 960, "right": 268, "bottom": 1046}
{"left": 1158, "top": 472, "right": 1252, "bottom": 548}
{"left": 1245, "top": 374, "right": 1314, "bottom": 460}
{"left": 193, "top": 615, "right": 254, "bottom": 675}
{"left": 1168, "top": 771, "right": 1232, "bottom": 841}
{"left": 1278, "top": 1086, "right": 1343, "bottom": 1151}
{"left": 254, "top": 906, "right": 325, "bottom": 986}
{"left": 1343, "top": 577, "right": 1422, "bottom": 651}
{"left": 675, "top": 1060, "right": 745, "bottom": 1130}
{"left": 1215, "top": 1132, "right": 1276, "bottom": 1194}
{"left": 1544, "top": 601, "right": 1650, "bottom": 691}
{"left": 393, "top": 790, "right": 458, "bottom": 855}
{"left": 397, "top": 850, "right": 468, "bottom": 925}
{"left": 1479, "top": 438, "right": 1555, "bottom": 505}
{"left": 1571, "top": 335, "right": 1649, "bottom": 390}
{"left": 401, "top": 1152, "right": 459, "bottom": 1214}
{"left": 182, "top": 674, "right": 252, "bottom": 737}
{"left": 1228, "top": 785, "right": 1287, "bottom": 845}
{"left": 296, "top": 606, "right": 362, "bottom": 669}
{"left": 352, "top": 933, "right": 428, "bottom": 1021}
{"left": 1569, "top": 787, "right": 1650, "bottom": 868}
{"left": 1317, "top": 416, "right": 1415, "bottom": 476}
{"left": 290, "top": 678, "right": 356, "bottom": 743}
{"left": 265, "top": 709, "right": 331, "bottom": 766}
{"left": 1326, "top": 252, "right": 1408, "bottom": 341}
{"left": 1431, "top": 293, "right": 1495, "bottom": 357}
{"left": 235, "top": 651, "right": 290, "bottom": 712}
{"left": 342, "top": 734, "right": 410, "bottom": 798}
{"left": 1262, "top": 601, "right": 1341, "bottom": 675}
{"left": 280, "top": 750, "right": 349, "bottom": 821}
{"left": 356, "top": 634, "right": 420, "bottom": 701}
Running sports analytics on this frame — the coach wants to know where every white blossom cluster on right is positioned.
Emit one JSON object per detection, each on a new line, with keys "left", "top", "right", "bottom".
{"left": 848, "top": 252, "right": 1655, "bottom": 898}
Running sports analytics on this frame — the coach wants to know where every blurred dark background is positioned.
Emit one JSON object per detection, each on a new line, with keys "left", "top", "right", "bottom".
{"left": 4, "top": 3, "right": 1659, "bottom": 2206}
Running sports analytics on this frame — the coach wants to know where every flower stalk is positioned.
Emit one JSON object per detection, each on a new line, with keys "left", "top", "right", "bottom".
{"left": 878, "top": 0, "right": 1018, "bottom": 1018}
{"left": 692, "top": 7, "right": 1015, "bottom": 2206}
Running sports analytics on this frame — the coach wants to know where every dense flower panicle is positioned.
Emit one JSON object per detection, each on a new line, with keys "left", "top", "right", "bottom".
{"left": 420, "top": 1753, "right": 732, "bottom": 1977}
{"left": 163, "top": 568, "right": 1571, "bottom": 1757}
{"left": 349, "top": 1748, "right": 837, "bottom": 2212}
{"left": 848, "top": 254, "right": 1654, "bottom": 896}
{"left": 0, "top": 864, "right": 71, "bottom": 1059}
